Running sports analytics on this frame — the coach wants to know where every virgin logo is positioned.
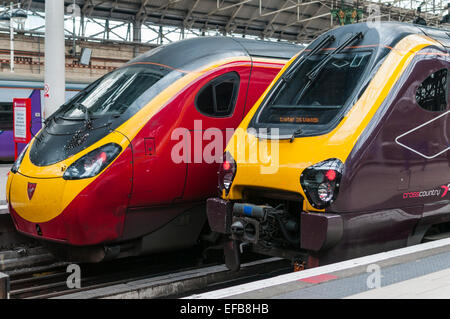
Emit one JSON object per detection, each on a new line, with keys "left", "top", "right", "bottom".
{"left": 442, "top": 184, "right": 450, "bottom": 198}
{"left": 27, "top": 182, "right": 37, "bottom": 200}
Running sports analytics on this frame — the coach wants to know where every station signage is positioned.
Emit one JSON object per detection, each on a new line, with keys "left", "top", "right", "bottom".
{"left": 13, "top": 98, "right": 31, "bottom": 159}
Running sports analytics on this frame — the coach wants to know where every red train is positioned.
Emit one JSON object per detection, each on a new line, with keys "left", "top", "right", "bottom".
{"left": 6, "top": 37, "right": 301, "bottom": 261}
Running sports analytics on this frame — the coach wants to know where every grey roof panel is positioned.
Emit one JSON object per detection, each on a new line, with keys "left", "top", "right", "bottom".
{"left": 130, "top": 36, "right": 302, "bottom": 72}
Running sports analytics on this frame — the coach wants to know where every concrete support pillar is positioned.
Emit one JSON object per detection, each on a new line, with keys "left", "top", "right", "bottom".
{"left": 105, "top": 19, "right": 110, "bottom": 40}
{"left": 44, "top": 0, "right": 66, "bottom": 120}
{"left": 133, "top": 21, "right": 142, "bottom": 42}
{"left": 133, "top": 21, "right": 142, "bottom": 57}
{"left": 9, "top": 2, "right": 14, "bottom": 72}
{"left": 80, "top": 14, "right": 86, "bottom": 37}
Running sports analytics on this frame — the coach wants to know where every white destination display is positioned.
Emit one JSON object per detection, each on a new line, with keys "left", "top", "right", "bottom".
{"left": 14, "top": 107, "right": 27, "bottom": 139}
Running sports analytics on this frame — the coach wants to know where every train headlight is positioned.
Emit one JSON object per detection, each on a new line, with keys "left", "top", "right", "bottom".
{"left": 218, "top": 151, "right": 236, "bottom": 195}
{"left": 300, "top": 158, "right": 344, "bottom": 209}
{"left": 318, "top": 182, "right": 334, "bottom": 202}
{"left": 11, "top": 144, "right": 29, "bottom": 174}
{"left": 63, "top": 143, "right": 122, "bottom": 180}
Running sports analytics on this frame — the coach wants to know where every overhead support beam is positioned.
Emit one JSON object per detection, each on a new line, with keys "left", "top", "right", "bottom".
{"left": 217, "top": 0, "right": 253, "bottom": 12}
{"left": 81, "top": 0, "right": 95, "bottom": 17}
{"left": 109, "top": 0, "right": 119, "bottom": 17}
{"left": 144, "top": 23, "right": 177, "bottom": 44}
{"left": 159, "top": 0, "right": 185, "bottom": 23}
{"left": 7, "top": 0, "right": 442, "bottom": 45}
{"left": 260, "top": 1, "right": 321, "bottom": 17}
{"left": 23, "top": 0, "right": 33, "bottom": 11}
{"left": 225, "top": 3, "right": 244, "bottom": 33}
{"left": 296, "top": 4, "right": 326, "bottom": 41}
{"left": 136, "top": 0, "right": 150, "bottom": 22}
{"left": 184, "top": 0, "right": 201, "bottom": 28}
{"left": 263, "top": 0, "right": 291, "bottom": 37}
{"left": 88, "top": 18, "right": 128, "bottom": 40}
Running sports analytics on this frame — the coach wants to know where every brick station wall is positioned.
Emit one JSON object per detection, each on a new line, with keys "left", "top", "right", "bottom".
{"left": 0, "top": 31, "right": 157, "bottom": 83}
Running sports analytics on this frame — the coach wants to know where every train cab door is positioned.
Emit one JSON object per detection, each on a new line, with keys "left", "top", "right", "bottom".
{"left": 180, "top": 66, "right": 251, "bottom": 201}
{"left": 127, "top": 103, "right": 188, "bottom": 208}
{"left": 382, "top": 51, "right": 450, "bottom": 206}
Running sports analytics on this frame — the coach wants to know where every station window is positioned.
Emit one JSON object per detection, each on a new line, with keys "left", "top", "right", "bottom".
{"left": 0, "top": 102, "right": 13, "bottom": 130}
{"left": 195, "top": 72, "right": 240, "bottom": 117}
{"left": 415, "top": 68, "right": 448, "bottom": 112}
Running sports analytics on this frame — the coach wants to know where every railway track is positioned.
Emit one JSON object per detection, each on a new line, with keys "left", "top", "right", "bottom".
{"left": 7, "top": 248, "right": 291, "bottom": 299}
{"left": 8, "top": 247, "right": 207, "bottom": 299}
{"left": 0, "top": 246, "right": 59, "bottom": 272}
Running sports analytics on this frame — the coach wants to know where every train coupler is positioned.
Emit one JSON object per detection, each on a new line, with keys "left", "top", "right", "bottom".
{"left": 224, "top": 240, "right": 241, "bottom": 272}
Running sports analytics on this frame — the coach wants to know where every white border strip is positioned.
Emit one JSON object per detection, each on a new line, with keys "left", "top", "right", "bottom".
{"left": 0, "top": 205, "right": 7, "bottom": 210}
{"left": 185, "top": 237, "right": 450, "bottom": 299}
{"left": 395, "top": 110, "right": 450, "bottom": 159}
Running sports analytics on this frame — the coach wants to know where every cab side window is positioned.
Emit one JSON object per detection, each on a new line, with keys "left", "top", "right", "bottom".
{"left": 0, "top": 102, "right": 13, "bottom": 130}
{"left": 195, "top": 72, "right": 240, "bottom": 117}
{"left": 415, "top": 68, "right": 448, "bottom": 112}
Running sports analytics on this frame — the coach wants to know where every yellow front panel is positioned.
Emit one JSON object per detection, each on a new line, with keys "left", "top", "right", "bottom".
{"left": 9, "top": 174, "right": 66, "bottom": 223}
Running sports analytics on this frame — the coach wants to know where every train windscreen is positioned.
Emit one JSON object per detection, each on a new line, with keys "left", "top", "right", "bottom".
{"left": 255, "top": 51, "right": 372, "bottom": 131}
{"left": 61, "top": 64, "right": 171, "bottom": 119}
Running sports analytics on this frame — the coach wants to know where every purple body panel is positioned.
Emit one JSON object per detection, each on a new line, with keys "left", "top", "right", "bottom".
{"left": 0, "top": 89, "right": 42, "bottom": 161}
{"left": 312, "top": 47, "right": 450, "bottom": 264}
{"left": 334, "top": 51, "right": 450, "bottom": 213}
{"left": 0, "top": 131, "right": 14, "bottom": 160}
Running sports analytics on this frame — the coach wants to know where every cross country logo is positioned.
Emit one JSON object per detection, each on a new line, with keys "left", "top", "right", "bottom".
{"left": 403, "top": 183, "right": 450, "bottom": 200}
{"left": 442, "top": 184, "right": 449, "bottom": 198}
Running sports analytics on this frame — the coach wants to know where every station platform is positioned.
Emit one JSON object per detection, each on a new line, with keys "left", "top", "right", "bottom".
{"left": 187, "top": 238, "right": 450, "bottom": 299}
{"left": 0, "top": 164, "right": 10, "bottom": 206}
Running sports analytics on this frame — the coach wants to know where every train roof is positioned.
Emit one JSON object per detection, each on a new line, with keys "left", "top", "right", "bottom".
{"left": 129, "top": 36, "right": 303, "bottom": 72}
{"left": 320, "top": 22, "right": 450, "bottom": 51}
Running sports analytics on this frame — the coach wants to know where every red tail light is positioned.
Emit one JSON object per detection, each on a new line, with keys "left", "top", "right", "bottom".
{"left": 222, "top": 160, "right": 231, "bottom": 171}
{"left": 218, "top": 152, "right": 236, "bottom": 195}
{"left": 325, "top": 169, "right": 336, "bottom": 181}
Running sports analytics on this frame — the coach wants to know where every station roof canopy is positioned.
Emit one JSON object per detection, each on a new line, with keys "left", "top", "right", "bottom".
{"left": 23, "top": 0, "right": 444, "bottom": 42}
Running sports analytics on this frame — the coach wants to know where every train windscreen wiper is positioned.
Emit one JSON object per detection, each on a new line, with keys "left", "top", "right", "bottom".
{"left": 289, "top": 127, "right": 303, "bottom": 143}
{"left": 293, "top": 32, "right": 364, "bottom": 104}
{"left": 283, "top": 34, "right": 336, "bottom": 82}
{"left": 75, "top": 102, "right": 94, "bottom": 129}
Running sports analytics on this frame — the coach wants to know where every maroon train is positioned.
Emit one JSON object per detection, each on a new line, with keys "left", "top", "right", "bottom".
{"left": 205, "top": 22, "right": 450, "bottom": 270}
